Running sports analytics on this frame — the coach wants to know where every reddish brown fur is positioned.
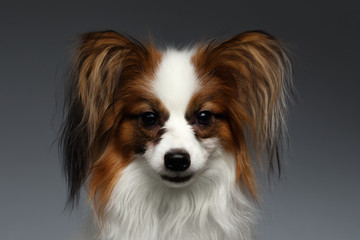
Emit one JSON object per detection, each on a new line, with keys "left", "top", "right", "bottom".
{"left": 187, "top": 69, "right": 257, "bottom": 198}
{"left": 91, "top": 94, "right": 169, "bottom": 218}
{"left": 74, "top": 32, "right": 163, "bottom": 218}
{"left": 192, "top": 31, "right": 292, "bottom": 199}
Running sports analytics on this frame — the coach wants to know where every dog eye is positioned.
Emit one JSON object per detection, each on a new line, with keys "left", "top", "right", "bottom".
{"left": 141, "top": 112, "right": 158, "bottom": 126}
{"left": 196, "top": 111, "right": 213, "bottom": 126}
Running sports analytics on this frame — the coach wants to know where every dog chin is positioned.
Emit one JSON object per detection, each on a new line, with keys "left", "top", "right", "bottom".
{"left": 160, "top": 174, "right": 195, "bottom": 188}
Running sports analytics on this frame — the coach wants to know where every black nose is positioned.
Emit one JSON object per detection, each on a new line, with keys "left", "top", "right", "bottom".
{"left": 164, "top": 149, "right": 191, "bottom": 172}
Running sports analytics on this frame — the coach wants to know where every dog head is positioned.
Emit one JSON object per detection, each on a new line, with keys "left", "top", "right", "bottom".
{"left": 61, "top": 30, "right": 293, "bottom": 216}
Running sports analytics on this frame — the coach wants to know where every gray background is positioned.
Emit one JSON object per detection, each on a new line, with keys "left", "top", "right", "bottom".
{"left": 1, "top": 0, "right": 359, "bottom": 239}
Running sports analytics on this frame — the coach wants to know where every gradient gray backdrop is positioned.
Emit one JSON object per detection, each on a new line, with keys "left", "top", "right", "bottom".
{"left": 1, "top": 0, "right": 359, "bottom": 239}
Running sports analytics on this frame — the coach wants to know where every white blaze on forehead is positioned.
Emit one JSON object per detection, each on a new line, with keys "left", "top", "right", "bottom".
{"left": 145, "top": 49, "right": 219, "bottom": 176}
{"left": 152, "top": 49, "right": 198, "bottom": 112}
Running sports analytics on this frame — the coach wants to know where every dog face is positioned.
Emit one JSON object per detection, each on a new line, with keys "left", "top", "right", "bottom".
{"left": 100, "top": 49, "right": 233, "bottom": 189}
{"left": 142, "top": 50, "right": 220, "bottom": 187}
{"left": 61, "top": 30, "right": 293, "bottom": 216}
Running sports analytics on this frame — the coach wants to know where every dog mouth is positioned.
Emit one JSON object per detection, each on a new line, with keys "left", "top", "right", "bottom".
{"left": 161, "top": 174, "right": 193, "bottom": 183}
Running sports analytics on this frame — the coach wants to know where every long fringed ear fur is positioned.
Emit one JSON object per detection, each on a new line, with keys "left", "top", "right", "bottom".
{"left": 223, "top": 31, "right": 294, "bottom": 173}
{"left": 60, "top": 31, "right": 152, "bottom": 208}
{"left": 196, "top": 31, "right": 294, "bottom": 198}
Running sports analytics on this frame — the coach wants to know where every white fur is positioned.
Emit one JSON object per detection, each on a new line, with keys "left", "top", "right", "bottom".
{"left": 147, "top": 49, "right": 209, "bottom": 184}
{"left": 152, "top": 48, "right": 198, "bottom": 113}
{"left": 76, "top": 49, "right": 257, "bottom": 240}
{"left": 78, "top": 152, "right": 256, "bottom": 240}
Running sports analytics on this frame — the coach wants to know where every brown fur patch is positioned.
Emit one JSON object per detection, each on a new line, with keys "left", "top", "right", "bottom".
{"left": 69, "top": 31, "right": 165, "bottom": 218}
{"left": 192, "top": 31, "right": 293, "bottom": 199}
{"left": 90, "top": 93, "right": 169, "bottom": 218}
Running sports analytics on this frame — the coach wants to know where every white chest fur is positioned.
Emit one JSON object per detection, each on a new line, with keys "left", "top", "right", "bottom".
{"left": 77, "top": 152, "right": 256, "bottom": 240}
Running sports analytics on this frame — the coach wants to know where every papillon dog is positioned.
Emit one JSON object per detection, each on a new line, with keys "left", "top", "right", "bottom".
{"left": 61, "top": 30, "right": 293, "bottom": 240}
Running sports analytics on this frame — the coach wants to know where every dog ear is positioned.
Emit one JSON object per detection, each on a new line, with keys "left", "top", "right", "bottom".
{"left": 195, "top": 31, "right": 294, "bottom": 198}
{"left": 220, "top": 31, "right": 293, "bottom": 169}
{"left": 60, "top": 31, "right": 152, "bottom": 207}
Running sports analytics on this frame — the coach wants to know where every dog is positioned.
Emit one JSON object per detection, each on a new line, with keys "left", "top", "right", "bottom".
{"left": 60, "top": 30, "right": 293, "bottom": 240}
